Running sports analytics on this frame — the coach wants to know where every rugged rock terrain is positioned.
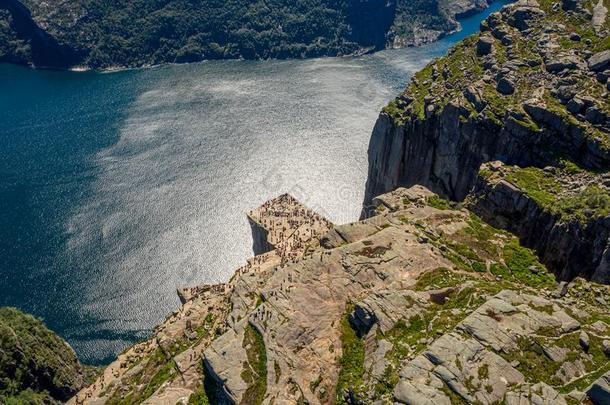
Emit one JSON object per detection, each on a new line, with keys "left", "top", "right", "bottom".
{"left": 0, "top": 0, "right": 496, "bottom": 69}
{"left": 364, "top": 0, "right": 610, "bottom": 281}
{"left": 63, "top": 187, "right": 610, "bottom": 404}
{"left": 0, "top": 307, "right": 95, "bottom": 404}
{"left": 468, "top": 161, "right": 610, "bottom": 282}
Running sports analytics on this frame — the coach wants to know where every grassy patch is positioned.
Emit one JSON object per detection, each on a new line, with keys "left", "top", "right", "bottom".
{"left": 503, "top": 164, "right": 609, "bottom": 223}
{"left": 505, "top": 167, "right": 559, "bottom": 208}
{"left": 502, "top": 240, "right": 556, "bottom": 288}
{"left": 188, "top": 387, "right": 211, "bottom": 405}
{"left": 241, "top": 324, "right": 268, "bottom": 405}
{"left": 385, "top": 316, "right": 428, "bottom": 356}
{"left": 555, "top": 185, "right": 610, "bottom": 222}
{"left": 336, "top": 309, "right": 365, "bottom": 403}
{"left": 508, "top": 336, "right": 562, "bottom": 386}
{"left": 414, "top": 267, "right": 473, "bottom": 291}
{"left": 426, "top": 195, "right": 459, "bottom": 210}
{"left": 478, "top": 364, "right": 489, "bottom": 380}
{"left": 373, "top": 365, "right": 400, "bottom": 398}
{"left": 140, "top": 361, "right": 176, "bottom": 400}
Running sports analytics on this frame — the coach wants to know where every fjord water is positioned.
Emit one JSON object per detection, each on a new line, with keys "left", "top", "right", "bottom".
{"left": 0, "top": 2, "right": 509, "bottom": 364}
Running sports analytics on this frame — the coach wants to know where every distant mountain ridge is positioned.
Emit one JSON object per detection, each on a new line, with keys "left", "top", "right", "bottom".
{"left": 0, "top": 0, "right": 494, "bottom": 69}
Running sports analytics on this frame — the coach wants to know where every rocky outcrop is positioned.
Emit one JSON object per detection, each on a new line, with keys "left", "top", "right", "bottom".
{"left": 468, "top": 161, "right": 610, "bottom": 282}
{"left": 363, "top": 0, "right": 610, "bottom": 281}
{"left": 66, "top": 186, "right": 610, "bottom": 404}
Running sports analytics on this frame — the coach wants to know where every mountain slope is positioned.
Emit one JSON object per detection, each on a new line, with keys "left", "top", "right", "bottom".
{"left": 0, "top": 307, "right": 94, "bottom": 404}
{"left": 0, "top": 0, "right": 493, "bottom": 69}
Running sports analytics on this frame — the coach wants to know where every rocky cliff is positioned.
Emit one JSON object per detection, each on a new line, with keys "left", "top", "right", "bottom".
{"left": 363, "top": 0, "right": 610, "bottom": 281}
{"left": 468, "top": 161, "right": 610, "bottom": 282}
{"left": 4, "top": 1, "right": 610, "bottom": 404}
{"left": 65, "top": 186, "right": 610, "bottom": 404}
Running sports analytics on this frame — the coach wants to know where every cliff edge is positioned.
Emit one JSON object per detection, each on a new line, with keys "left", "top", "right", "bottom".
{"left": 65, "top": 187, "right": 610, "bottom": 404}
{"left": 364, "top": 0, "right": 609, "bottom": 281}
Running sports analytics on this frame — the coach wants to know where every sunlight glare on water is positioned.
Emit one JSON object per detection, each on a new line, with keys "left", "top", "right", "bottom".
{"left": 0, "top": 1, "right": 510, "bottom": 363}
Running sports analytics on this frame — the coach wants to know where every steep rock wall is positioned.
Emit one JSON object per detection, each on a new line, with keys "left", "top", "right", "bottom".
{"left": 362, "top": 0, "right": 610, "bottom": 280}
{"left": 363, "top": 101, "right": 608, "bottom": 211}
{"left": 468, "top": 168, "right": 610, "bottom": 282}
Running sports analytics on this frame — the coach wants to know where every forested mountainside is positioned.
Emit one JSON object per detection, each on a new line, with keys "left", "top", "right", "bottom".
{"left": 0, "top": 0, "right": 491, "bottom": 69}
{"left": 0, "top": 307, "right": 96, "bottom": 404}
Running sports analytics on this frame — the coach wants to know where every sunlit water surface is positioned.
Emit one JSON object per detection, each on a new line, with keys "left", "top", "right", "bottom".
{"left": 0, "top": 2, "right": 509, "bottom": 364}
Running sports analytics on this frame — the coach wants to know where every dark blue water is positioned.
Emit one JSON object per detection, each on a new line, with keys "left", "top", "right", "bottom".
{"left": 0, "top": 1, "right": 509, "bottom": 364}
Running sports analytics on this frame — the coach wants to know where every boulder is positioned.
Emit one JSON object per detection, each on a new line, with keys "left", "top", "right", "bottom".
{"left": 587, "top": 371, "right": 610, "bottom": 405}
{"left": 603, "top": 340, "right": 610, "bottom": 357}
{"left": 556, "top": 85, "right": 576, "bottom": 101}
{"left": 464, "top": 83, "right": 486, "bottom": 112}
{"left": 545, "top": 56, "right": 581, "bottom": 73}
{"left": 552, "top": 281, "right": 569, "bottom": 298}
{"left": 562, "top": 0, "right": 580, "bottom": 10}
{"left": 497, "top": 77, "right": 516, "bottom": 95}
{"left": 579, "top": 331, "right": 590, "bottom": 352}
{"left": 566, "top": 97, "right": 585, "bottom": 114}
{"left": 507, "top": 2, "right": 546, "bottom": 30}
{"left": 592, "top": 0, "right": 608, "bottom": 34}
{"left": 585, "top": 106, "right": 607, "bottom": 125}
{"left": 394, "top": 380, "right": 451, "bottom": 405}
{"left": 477, "top": 36, "right": 494, "bottom": 56}
{"left": 588, "top": 50, "right": 610, "bottom": 71}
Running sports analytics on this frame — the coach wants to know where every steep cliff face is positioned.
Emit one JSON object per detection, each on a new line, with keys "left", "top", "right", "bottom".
{"left": 468, "top": 161, "right": 610, "bottom": 282}
{"left": 363, "top": 0, "right": 610, "bottom": 281}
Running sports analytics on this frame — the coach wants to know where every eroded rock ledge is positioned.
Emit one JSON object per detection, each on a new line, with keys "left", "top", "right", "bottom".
{"left": 69, "top": 187, "right": 610, "bottom": 404}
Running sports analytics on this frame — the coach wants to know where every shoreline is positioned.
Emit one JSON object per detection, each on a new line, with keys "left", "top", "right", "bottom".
{"left": 3, "top": 0, "right": 510, "bottom": 75}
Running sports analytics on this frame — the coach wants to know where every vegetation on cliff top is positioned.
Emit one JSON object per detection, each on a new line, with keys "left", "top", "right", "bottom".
{"left": 502, "top": 164, "right": 610, "bottom": 223}
{"left": 242, "top": 323, "right": 268, "bottom": 405}
{"left": 337, "top": 309, "right": 365, "bottom": 403}
{"left": 382, "top": 0, "right": 609, "bottom": 156}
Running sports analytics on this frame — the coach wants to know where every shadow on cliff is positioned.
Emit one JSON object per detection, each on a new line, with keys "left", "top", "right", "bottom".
{"left": 1, "top": 0, "right": 81, "bottom": 68}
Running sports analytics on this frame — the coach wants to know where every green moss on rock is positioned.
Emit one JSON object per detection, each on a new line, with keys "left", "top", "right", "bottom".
{"left": 242, "top": 323, "right": 268, "bottom": 405}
